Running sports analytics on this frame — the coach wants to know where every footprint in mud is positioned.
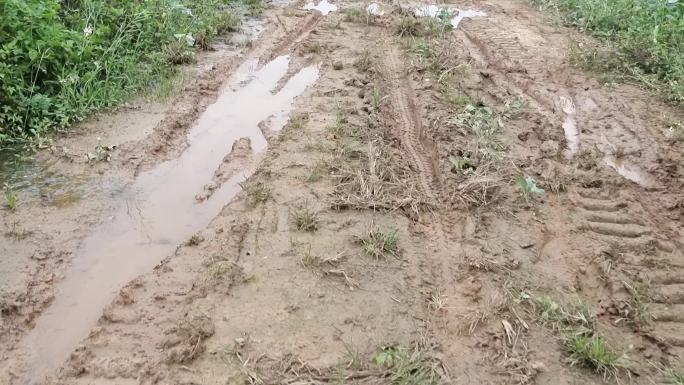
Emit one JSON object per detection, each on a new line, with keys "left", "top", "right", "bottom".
{"left": 11, "top": 55, "right": 319, "bottom": 385}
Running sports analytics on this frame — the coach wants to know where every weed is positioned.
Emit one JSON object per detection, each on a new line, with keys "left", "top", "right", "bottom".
{"left": 563, "top": 333, "right": 625, "bottom": 380}
{"left": 186, "top": 234, "right": 204, "bottom": 246}
{"left": 303, "top": 42, "right": 324, "bottom": 54}
{"left": 515, "top": 175, "right": 545, "bottom": 202}
{"left": 412, "top": 38, "right": 433, "bottom": 61}
{"left": 375, "top": 346, "right": 446, "bottom": 385}
{"left": 208, "top": 262, "right": 230, "bottom": 279}
{"left": 532, "top": 0, "right": 684, "bottom": 104}
{"left": 85, "top": 139, "right": 114, "bottom": 163}
{"left": 3, "top": 184, "right": 17, "bottom": 211}
{"left": 620, "top": 281, "right": 653, "bottom": 328}
{"left": 503, "top": 97, "right": 528, "bottom": 119}
{"left": 292, "top": 204, "right": 319, "bottom": 232}
{"left": 371, "top": 87, "right": 387, "bottom": 109}
{"left": 428, "top": 290, "right": 448, "bottom": 311}
{"left": 0, "top": 0, "right": 252, "bottom": 144}
{"left": 452, "top": 104, "right": 505, "bottom": 160}
{"left": 343, "top": 8, "right": 366, "bottom": 23}
{"left": 354, "top": 226, "right": 400, "bottom": 259}
{"left": 301, "top": 246, "right": 321, "bottom": 268}
{"left": 661, "top": 368, "right": 684, "bottom": 385}
{"left": 448, "top": 156, "right": 475, "bottom": 173}
{"left": 669, "top": 121, "right": 684, "bottom": 141}
{"left": 304, "top": 163, "right": 327, "bottom": 183}
{"left": 354, "top": 50, "right": 373, "bottom": 73}
{"left": 522, "top": 293, "right": 595, "bottom": 334}
{"left": 241, "top": 181, "right": 271, "bottom": 206}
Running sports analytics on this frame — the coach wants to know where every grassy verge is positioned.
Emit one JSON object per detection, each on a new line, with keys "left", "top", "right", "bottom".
{"left": 531, "top": 0, "right": 684, "bottom": 105}
{"left": 0, "top": 0, "right": 260, "bottom": 147}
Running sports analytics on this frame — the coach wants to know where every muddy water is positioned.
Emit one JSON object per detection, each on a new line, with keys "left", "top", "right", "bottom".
{"left": 411, "top": 5, "right": 486, "bottom": 28}
{"left": 14, "top": 55, "right": 319, "bottom": 384}
{"left": 303, "top": 0, "right": 337, "bottom": 15}
{"left": 559, "top": 96, "right": 579, "bottom": 156}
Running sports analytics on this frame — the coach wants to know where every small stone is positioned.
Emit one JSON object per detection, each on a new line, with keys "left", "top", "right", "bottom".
{"left": 333, "top": 61, "right": 343, "bottom": 70}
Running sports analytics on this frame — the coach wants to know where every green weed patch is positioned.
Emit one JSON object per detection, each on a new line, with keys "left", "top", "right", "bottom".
{"left": 532, "top": 0, "right": 684, "bottom": 104}
{"left": 0, "top": 0, "right": 258, "bottom": 146}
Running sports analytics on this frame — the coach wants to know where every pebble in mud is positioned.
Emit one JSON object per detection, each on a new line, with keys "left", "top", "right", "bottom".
{"left": 332, "top": 61, "right": 343, "bottom": 70}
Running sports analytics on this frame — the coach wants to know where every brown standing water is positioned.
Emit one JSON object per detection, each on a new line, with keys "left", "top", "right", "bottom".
{"left": 12, "top": 54, "right": 319, "bottom": 384}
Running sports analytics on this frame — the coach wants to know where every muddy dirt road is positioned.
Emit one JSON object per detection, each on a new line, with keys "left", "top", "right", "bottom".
{"left": 1, "top": 0, "right": 683, "bottom": 384}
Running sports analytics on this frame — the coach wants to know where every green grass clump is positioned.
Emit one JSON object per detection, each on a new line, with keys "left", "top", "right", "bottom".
{"left": 0, "top": 0, "right": 256, "bottom": 146}
{"left": 531, "top": 0, "right": 684, "bottom": 104}
{"left": 564, "top": 334, "right": 625, "bottom": 380}
{"left": 375, "top": 346, "right": 445, "bottom": 385}
{"left": 3, "top": 183, "right": 17, "bottom": 211}
{"left": 354, "top": 227, "right": 400, "bottom": 259}
{"left": 241, "top": 181, "right": 271, "bottom": 206}
{"left": 292, "top": 205, "right": 319, "bottom": 232}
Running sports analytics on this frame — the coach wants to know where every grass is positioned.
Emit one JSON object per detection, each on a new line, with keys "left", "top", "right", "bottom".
{"left": 304, "top": 163, "right": 327, "bottom": 183}
{"left": 515, "top": 175, "right": 545, "bottom": 202}
{"left": 0, "top": 0, "right": 257, "bottom": 146}
{"left": 241, "top": 181, "right": 271, "bottom": 206}
{"left": 354, "top": 226, "right": 400, "bottom": 259}
{"left": 375, "top": 346, "right": 446, "bottom": 385}
{"left": 3, "top": 183, "right": 17, "bottom": 211}
{"left": 661, "top": 368, "right": 684, "bottom": 385}
{"left": 371, "top": 87, "right": 387, "bottom": 109}
{"left": 621, "top": 281, "right": 653, "bottom": 328}
{"left": 292, "top": 204, "right": 319, "bottom": 232}
{"left": 531, "top": 0, "right": 684, "bottom": 104}
{"left": 451, "top": 104, "right": 506, "bottom": 160}
{"left": 354, "top": 50, "right": 373, "bottom": 73}
{"left": 185, "top": 233, "right": 204, "bottom": 246}
{"left": 563, "top": 334, "right": 625, "bottom": 380}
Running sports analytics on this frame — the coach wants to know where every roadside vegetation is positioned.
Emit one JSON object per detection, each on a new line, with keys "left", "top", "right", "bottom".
{"left": 531, "top": 0, "right": 684, "bottom": 104}
{"left": 0, "top": 0, "right": 260, "bottom": 147}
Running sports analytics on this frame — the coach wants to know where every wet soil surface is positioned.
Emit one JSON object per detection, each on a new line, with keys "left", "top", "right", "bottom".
{"left": 1, "top": 1, "right": 683, "bottom": 384}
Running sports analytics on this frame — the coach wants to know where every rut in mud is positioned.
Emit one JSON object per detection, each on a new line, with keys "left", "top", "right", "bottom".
{"left": 1, "top": 1, "right": 683, "bottom": 385}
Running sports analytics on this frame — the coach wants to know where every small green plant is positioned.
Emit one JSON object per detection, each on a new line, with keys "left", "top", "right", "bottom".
{"left": 375, "top": 346, "right": 445, "bottom": 385}
{"left": 621, "top": 281, "right": 653, "bottom": 328}
{"left": 354, "top": 50, "right": 373, "bottom": 73}
{"left": 412, "top": 38, "right": 433, "bottom": 60}
{"left": 292, "top": 204, "right": 319, "bottom": 232}
{"left": 303, "top": 42, "right": 324, "bottom": 54}
{"left": 515, "top": 175, "right": 545, "bottom": 201}
{"left": 661, "top": 368, "right": 684, "bottom": 385}
{"left": 86, "top": 139, "right": 114, "bottom": 163}
{"left": 448, "top": 156, "right": 475, "bottom": 173}
{"left": 371, "top": 87, "right": 387, "bottom": 109}
{"left": 564, "top": 334, "right": 625, "bottom": 380}
{"left": 301, "top": 245, "right": 321, "bottom": 268}
{"left": 343, "top": 8, "right": 366, "bottom": 23}
{"left": 208, "top": 262, "right": 230, "bottom": 279}
{"left": 3, "top": 184, "right": 17, "bottom": 211}
{"left": 503, "top": 97, "right": 528, "bottom": 119}
{"left": 523, "top": 293, "right": 595, "bottom": 332}
{"left": 354, "top": 226, "right": 400, "bottom": 259}
{"left": 241, "top": 181, "right": 271, "bottom": 206}
{"left": 452, "top": 104, "right": 505, "bottom": 159}
{"left": 304, "top": 163, "right": 327, "bottom": 183}
{"left": 186, "top": 233, "right": 204, "bottom": 246}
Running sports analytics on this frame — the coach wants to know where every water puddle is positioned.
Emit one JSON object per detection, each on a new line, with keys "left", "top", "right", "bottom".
{"left": 16, "top": 55, "right": 319, "bottom": 384}
{"left": 604, "top": 156, "right": 656, "bottom": 188}
{"left": 303, "top": 0, "right": 337, "bottom": 15}
{"left": 411, "top": 5, "right": 486, "bottom": 28}
{"left": 366, "top": 3, "right": 385, "bottom": 16}
{"left": 559, "top": 96, "right": 579, "bottom": 156}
